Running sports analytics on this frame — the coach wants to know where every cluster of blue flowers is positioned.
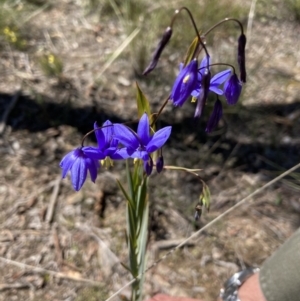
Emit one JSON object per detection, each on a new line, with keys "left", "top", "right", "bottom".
{"left": 61, "top": 10, "right": 246, "bottom": 191}
{"left": 169, "top": 56, "right": 242, "bottom": 132}
{"left": 60, "top": 113, "right": 171, "bottom": 191}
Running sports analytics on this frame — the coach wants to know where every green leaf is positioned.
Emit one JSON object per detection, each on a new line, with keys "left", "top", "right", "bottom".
{"left": 120, "top": 261, "right": 131, "bottom": 273}
{"left": 126, "top": 160, "right": 135, "bottom": 203}
{"left": 183, "top": 36, "right": 199, "bottom": 66}
{"left": 116, "top": 179, "right": 132, "bottom": 204}
{"left": 136, "top": 82, "right": 151, "bottom": 119}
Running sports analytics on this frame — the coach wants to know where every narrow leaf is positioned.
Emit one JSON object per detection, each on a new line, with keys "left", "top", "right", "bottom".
{"left": 183, "top": 36, "right": 200, "bottom": 66}
{"left": 201, "top": 183, "right": 211, "bottom": 211}
{"left": 126, "top": 160, "right": 135, "bottom": 203}
{"left": 116, "top": 179, "right": 132, "bottom": 204}
{"left": 136, "top": 82, "right": 151, "bottom": 119}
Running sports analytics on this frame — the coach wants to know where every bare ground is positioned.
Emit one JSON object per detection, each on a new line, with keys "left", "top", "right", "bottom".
{"left": 1, "top": 0, "right": 300, "bottom": 301}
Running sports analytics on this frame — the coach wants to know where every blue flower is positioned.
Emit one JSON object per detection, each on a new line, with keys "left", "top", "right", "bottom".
{"left": 113, "top": 113, "right": 172, "bottom": 174}
{"left": 191, "top": 56, "right": 231, "bottom": 98}
{"left": 206, "top": 98, "right": 223, "bottom": 133}
{"left": 170, "top": 59, "right": 198, "bottom": 107}
{"left": 224, "top": 73, "right": 242, "bottom": 105}
{"left": 60, "top": 148, "right": 100, "bottom": 191}
{"left": 83, "top": 120, "right": 129, "bottom": 160}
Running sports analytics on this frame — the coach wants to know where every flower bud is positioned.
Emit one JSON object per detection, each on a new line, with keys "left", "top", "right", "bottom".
{"left": 238, "top": 33, "right": 247, "bottom": 83}
{"left": 144, "top": 159, "right": 153, "bottom": 176}
{"left": 224, "top": 73, "right": 242, "bottom": 105}
{"left": 156, "top": 156, "right": 164, "bottom": 173}
{"left": 143, "top": 27, "right": 173, "bottom": 75}
{"left": 194, "top": 68, "right": 211, "bottom": 118}
{"left": 205, "top": 98, "right": 223, "bottom": 133}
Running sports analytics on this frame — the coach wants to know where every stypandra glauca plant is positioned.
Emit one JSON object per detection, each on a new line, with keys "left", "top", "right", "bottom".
{"left": 60, "top": 7, "right": 246, "bottom": 301}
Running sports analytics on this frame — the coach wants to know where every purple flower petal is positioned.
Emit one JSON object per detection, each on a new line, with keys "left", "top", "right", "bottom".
{"left": 224, "top": 74, "right": 242, "bottom": 105}
{"left": 206, "top": 99, "right": 223, "bottom": 133}
{"left": 111, "top": 148, "right": 131, "bottom": 160}
{"left": 171, "top": 59, "right": 198, "bottom": 107}
{"left": 60, "top": 148, "right": 100, "bottom": 191}
{"left": 146, "top": 126, "right": 172, "bottom": 153}
{"left": 209, "top": 86, "right": 224, "bottom": 95}
{"left": 82, "top": 146, "right": 105, "bottom": 160}
{"left": 85, "top": 158, "right": 99, "bottom": 182}
{"left": 71, "top": 155, "right": 88, "bottom": 191}
{"left": 137, "top": 113, "right": 151, "bottom": 145}
{"left": 210, "top": 69, "right": 231, "bottom": 86}
{"left": 113, "top": 124, "right": 139, "bottom": 150}
{"left": 101, "top": 120, "right": 114, "bottom": 148}
{"left": 191, "top": 88, "right": 200, "bottom": 98}
{"left": 94, "top": 122, "right": 105, "bottom": 149}
{"left": 60, "top": 149, "right": 79, "bottom": 178}
{"left": 130, "top": 150, "right": 149, "bottom": 161}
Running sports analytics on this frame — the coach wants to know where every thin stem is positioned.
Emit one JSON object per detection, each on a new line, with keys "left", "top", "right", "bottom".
{"left": 207, "top": 62, "right": 236, "bottom": 74}
{"left": 204, "top": 17, "right": 244, "bottom": 36}
{"left": 150, "top": 95, "right": 170, "bottom": 127}
{"left": 170, "top": 7, "right": 209, "bottom": 59}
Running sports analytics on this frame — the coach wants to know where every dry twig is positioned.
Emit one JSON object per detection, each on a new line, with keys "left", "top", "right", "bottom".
{"left": 0, "top": 257, "right": 103, "bottom": 287}
{"left": 45, "top": 177, "right": 61, "bottom": 224}
{"left": 0, "top": 282, "right": 31, "bottom": 292}
{"left": 52, "top": 224, "right": 63, "bottom": 268}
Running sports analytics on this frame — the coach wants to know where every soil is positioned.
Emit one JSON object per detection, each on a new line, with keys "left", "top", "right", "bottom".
{"left": 0, "top": 0, "right": 300, "bottom": 301}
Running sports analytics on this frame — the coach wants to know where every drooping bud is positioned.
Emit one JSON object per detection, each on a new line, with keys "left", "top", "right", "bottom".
{"left": 144, "top": 158, "right": 153, "bottom": 176}
{"left": 224, "top": 73, "right": 242, "bottom": 105}
{"left": 143, "top": 27, "right": 173, "bottom": 75}
{"left": 238, "top": 33, "right": 247, "bottom": 83}
{"left": 205, "top": 98, "right": 223, "bottom": 133}
{"left": 156, "top": 156, "right": 164, "bottom": 173}
{"left": 194, "top": 68, "right": 211, "bottom": 118}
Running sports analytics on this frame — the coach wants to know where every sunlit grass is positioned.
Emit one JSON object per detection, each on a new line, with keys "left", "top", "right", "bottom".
{"left": 287, "top": 0, "right": 300, "bottom": 21}
{"left": 39, "top": 53, "right": 64, "bottom": 77}
{"left": 82, "top": 0, "right": 247, "bottom": 75}
{"left": 0, "top": 0, "right": 48, "bottom": 50}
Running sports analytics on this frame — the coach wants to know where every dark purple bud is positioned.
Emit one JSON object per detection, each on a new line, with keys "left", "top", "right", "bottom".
{"left": 144, "top": 159, "right": 153, "bottom": 176}
{"left": 156, "top": 156, "right": 164, "bottom": 173}
{"left": 143, "top": 27, "right": 173, "bottom": 75}
{"left": 205, "top": 99, "right": 223, "bottom": 133}
{"left": 224, "top": 73, "right": 242, "bottom": 105}
{"left": 194, "top": 69, "right": 211, "bottom": 118}
{"left": 238, "top": 33, "right": 247, "bottom": 83}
